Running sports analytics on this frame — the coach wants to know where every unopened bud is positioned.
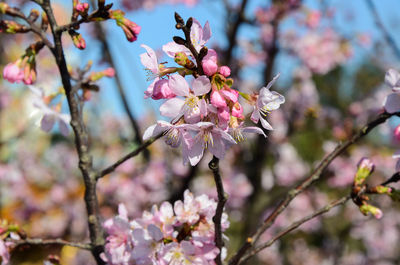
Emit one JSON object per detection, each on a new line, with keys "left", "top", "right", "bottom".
{"left": 374, "top": 185, "right": 392, "bottom": 195}
{"left": 394, "top": 125, "right": 400, "bottom": 141}
{"left": 354, "top": 157, "right": 374, "bottom": 186}
{"left": 199, "top": 46, "right": 208, "bottom": 60}
{"left": 69, "top": 30, "right": 86, "bottom": 50}
{"left": 186, "top": 17, "right": 193, "bottom": 29}
{"left": 0, "top": 20, "right": 29, "bottom": 34}
{"left": 359, "top": 204, "right": 383, "bottom": 219}
{"left": 174, "top": 12, "right": 184, "bottom": 25}
{"left": 173, "top": 36, "right": 186, "bottom": 46}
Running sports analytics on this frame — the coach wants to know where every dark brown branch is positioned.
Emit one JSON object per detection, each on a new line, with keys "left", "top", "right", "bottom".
{"left": 97, "top": 132, "right": 164, "bottom": 179}
{"left": 238, "top": 196, "right": 351, "bottom": 264}
{"left": 209, "top": 156, "right": 228, "bottom": 265}
{"left": 229, "top": 111, "right": 399, "bottom": 265}
{"left": 41, "top": 1, "right": 105, "bottom": 264}
{"left": 7, "top": 238, "right": 91, "bottom": 250}
{"left": 365, "top": 0, "right": 400, "bottom": 60}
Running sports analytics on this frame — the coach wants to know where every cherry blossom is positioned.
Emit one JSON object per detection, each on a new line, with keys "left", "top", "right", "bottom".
{"left": 250, "top": 74, "right": 285, "bottom": 130}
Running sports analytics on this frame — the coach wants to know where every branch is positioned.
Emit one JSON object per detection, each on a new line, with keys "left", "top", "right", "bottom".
{"left": 209, "top": 156, "right": 227, "bottom": 265}
{"left": 229, "top": 111, "right": 399, "bottom": 265}
{"left": 7, "top": 238, "right": 91, "bottom": 250}
{"left": 41, "top": 1, "right": 105, "bottom": 264}
{"left": 97, "top": 132, "right": 164, "bottom": 179}
{"left": 4, "top": 6, "right": 53, "bottom": 48}
{"left": 365, "top": 0, "right": 400, "bottom": 60}
{"left": 238, "top": 196, "right": 351, "bottom": 264}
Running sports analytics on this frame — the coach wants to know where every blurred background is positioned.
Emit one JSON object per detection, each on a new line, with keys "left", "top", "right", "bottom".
{"left": 1, "top": 0, "right": 400, "bottom": 264}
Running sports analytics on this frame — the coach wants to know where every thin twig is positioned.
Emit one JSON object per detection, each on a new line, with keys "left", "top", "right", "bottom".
{"left": 365, "top": 0, "right": 400, "bottom": 60}
{"left": 97, "top": 132, "right": 164, "bottom": 179}
{"left": 229, "top": 111, "right": 399, "bottom": 265}
{"left": 7, "top": 238, "right": 91, "bottom": 250}
{"left": 209, "top": 156, "right": 228, "bottom": 265}
{"left": 5, "top": 7, "right": 53, "bottom": 48}
{"left": 238, "top": 196, "right": 351, "bottom": 264}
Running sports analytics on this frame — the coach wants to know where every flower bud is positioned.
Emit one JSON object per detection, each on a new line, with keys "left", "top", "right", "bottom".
{"left": 70, "top": 31, "right": 86, "bottom": 50}
{"left": 359, "top": 204, "right": 383, "bottom": 219}
{"left": 202, "top": 59, "right": 218, "bottom": 76}
{"left": 3, "top": 62, "right": 24, "bottom": 83}
{"left": 219, "top": 66, "right": 231, "bottom": 77}
{"left": 394, "top": 125, "right": 400, "bottom": 142}
{"left": 354, "top": 157, "right": 374, "bottom": 186}
{"left": 374, "top": 185, "right": 392, "bottom": 195}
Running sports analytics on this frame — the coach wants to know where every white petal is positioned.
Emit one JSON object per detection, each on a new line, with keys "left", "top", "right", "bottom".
{"left": 385, "top": 69, "right": 400, "bottom": 91}
{"left": 242, "top": 126, "right": 266, "bottom": 137}
{"left": 160, "top": 98, "right": 185, "bottom": 118}
{"left": 260, "top": 117, "right": 273, "bottom": 130}
{"left": 384, "top": 93, "right": 400, "bottom": 113}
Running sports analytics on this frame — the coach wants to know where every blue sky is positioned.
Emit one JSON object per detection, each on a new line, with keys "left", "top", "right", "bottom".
{"left": 72, "top": 0, "right": 400, "bottom": 120}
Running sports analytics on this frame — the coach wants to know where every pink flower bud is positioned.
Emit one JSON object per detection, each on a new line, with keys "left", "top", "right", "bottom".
{"left": 75, "top": 3, "right": 87, "bottom": 12}
{"left": 202, "top": 59, "right": 218, "bottom": 76}
{"left": 218, "top": 66, "right": 231, "bottom": 77}
{"left": 152, "top": 79, "right": 175, "bottom": 100}
{"left": 103, "top": 67, "right": 115, "bottom": 77}
{"left": 394, "top": 125, "right": 400, "bottom": 141}
{"left": 3, "top": 62, "right": 24, "bottom": 83}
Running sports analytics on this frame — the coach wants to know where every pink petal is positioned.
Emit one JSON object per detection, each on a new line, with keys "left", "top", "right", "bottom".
{"left": 211, "top": 90, "right": 227, "bottom": 108}
{"left": 202, "top": 21, "right": 212, "bottom": 43}
{"left": 168, "top": 74, "right": 190, "bottom": 97}
{"left": 192, "top": 76, "right": 211, "bottom": 96}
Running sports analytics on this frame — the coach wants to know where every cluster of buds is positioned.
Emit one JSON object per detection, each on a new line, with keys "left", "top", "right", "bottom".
{"left": 101, "top": 190, "right": 229, "bottom": 264}
{"left": 3, "top": 42, "right": 44, "bottom": 85}
{"left": 142, "top": 14, "right": 285, "bottom": 165}
{"left": 351, "top": 158, "right": 393, "bottom": 219}
{"left": 109, "top": 10, "right": 141, "bottom": 42}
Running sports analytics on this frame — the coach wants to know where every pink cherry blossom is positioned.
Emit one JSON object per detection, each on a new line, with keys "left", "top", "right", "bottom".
{"left": 250, "top": 74, "right": 285, "bottom": 130}
{"left": 159, "top": 75, "right": 210, "bottom": 123}
{"left": 184, "top": 122, "right": 237, "bottom": 165}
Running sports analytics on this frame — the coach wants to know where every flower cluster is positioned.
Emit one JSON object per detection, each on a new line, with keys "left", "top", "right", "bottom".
{"left": 101, "top": 190, "right": 229, "bottom": 264}
{"left": 142, "top": 18, "right": 285, "bottom": 165}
